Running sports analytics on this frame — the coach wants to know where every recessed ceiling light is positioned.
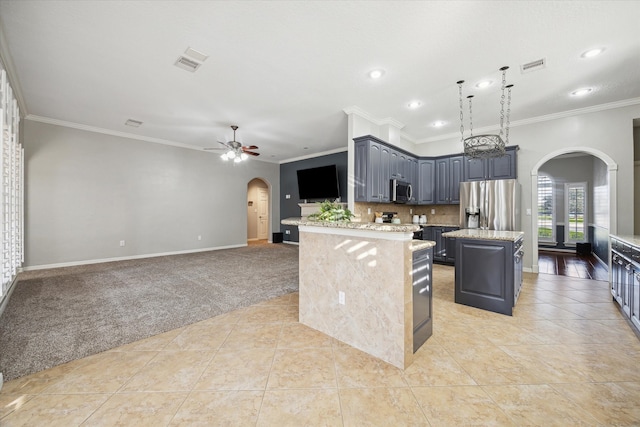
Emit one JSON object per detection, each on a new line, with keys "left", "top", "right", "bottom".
{"left": 570, "top": 87, "right": 593, "bottom": 97}
{"left": 432, "top": 121, "right": 446, "bottom": 128}
{"left": 581, "top": 48, "right": 605, "bottom": 58}
{"left": 369, "top": 69, "right": 385, "bottom": 79}
{"left": 475, "top": 80, "right": 492, "bottom": 89}
{"left": 408, "top": 101, "right": 422, "bottom": 109}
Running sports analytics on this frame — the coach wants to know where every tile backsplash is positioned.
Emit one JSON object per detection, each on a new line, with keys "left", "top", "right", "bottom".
{"left": 353, "top": 202, "right": 459, "bottom": 226}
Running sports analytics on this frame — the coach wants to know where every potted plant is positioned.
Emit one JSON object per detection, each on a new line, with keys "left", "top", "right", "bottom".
{"left": 307, "top": 200, "right": 354, "bottom": 222}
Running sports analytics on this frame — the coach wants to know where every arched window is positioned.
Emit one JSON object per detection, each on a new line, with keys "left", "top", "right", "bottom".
{"left": 537, "top": 175, "right": 554, "bottom": 242}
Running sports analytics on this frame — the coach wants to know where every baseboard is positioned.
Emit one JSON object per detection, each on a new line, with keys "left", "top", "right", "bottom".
{"left": 21, "top": 244, "right": 248, "bottom": 271}
{"left": 283, "top": 241, "right": 299, "bottom": 246}
{"left": 0, "top": 275, "right": 19, "bottom": 320}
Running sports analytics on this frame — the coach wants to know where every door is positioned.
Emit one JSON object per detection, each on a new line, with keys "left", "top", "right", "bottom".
{"left": 258, "top": 187, "right": 269, "bottom": 240}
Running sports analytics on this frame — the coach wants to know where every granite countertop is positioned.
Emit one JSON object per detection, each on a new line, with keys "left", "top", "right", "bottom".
{"left": 442, "top": 228, "right": 524, "bottom": 242}
{"left": 281, "top": 217, "right": 420, "bottom": 233}
{"left": 611, "top": 235, "right": 640, "bottom": 247}
{"left": 410, "top": 240, "right": 436, "bottom": 251}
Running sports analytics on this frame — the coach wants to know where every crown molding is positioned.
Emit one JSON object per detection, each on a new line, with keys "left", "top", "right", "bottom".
{"left": 343, "top": 105, "right": 405, "bottom": 130}
{"left": 416, "top": 97, "right": 640, "bottom": 144}
{"left": 25, "top": 114, "right": 207, "bottom": 151}
{"left": 279, "top": 146, "right": 348, "bottom": 164}
{"left": 0, "top": 21, "right": 28, "bottom": 115}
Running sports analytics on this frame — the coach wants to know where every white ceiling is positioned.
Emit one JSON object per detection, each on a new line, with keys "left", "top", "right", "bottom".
{"left": 0, "top": 1, "right": 639, "bottom": 163}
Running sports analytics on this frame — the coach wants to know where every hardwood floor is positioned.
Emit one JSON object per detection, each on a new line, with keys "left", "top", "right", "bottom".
{"left": 538, "top": 250, "right": 609, "bottom": 281}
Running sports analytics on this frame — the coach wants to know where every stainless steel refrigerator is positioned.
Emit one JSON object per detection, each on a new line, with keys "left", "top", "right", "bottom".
{"left": 459, "top": 179, "right": 521, "bottom": 231}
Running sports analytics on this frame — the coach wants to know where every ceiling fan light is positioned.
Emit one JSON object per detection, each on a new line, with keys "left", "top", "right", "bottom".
{"left": 220, "top": 153, "right": 228, "bottom": 161}
{"left": 227, "top": 150, "right": 236, "bottom": 159}
{"left": 234, "top": 156, "right": 242, "bottom": 163}
{"left": 240, "top": 152, "right": 248, "bottom": 160}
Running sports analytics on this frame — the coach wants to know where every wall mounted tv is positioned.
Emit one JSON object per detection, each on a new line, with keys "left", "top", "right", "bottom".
{"left": 296, "top": 164, "right": 340, "bottom": 201}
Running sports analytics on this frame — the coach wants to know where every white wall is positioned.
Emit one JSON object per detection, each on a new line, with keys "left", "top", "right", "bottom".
{"left": 347, "top": 103, "right": 640, "bottom": 270}
{"left": 23, "top": 120, "right": 280, "bottom": 268}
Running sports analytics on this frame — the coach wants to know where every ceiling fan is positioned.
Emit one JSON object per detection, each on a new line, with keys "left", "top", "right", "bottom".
{"left": 204, "top": 125, "right": 259, "bottom": 162}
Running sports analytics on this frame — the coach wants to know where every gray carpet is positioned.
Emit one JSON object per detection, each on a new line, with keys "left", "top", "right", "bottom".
{"left": 0, "top": 242, "right": 299, "bottom": 381}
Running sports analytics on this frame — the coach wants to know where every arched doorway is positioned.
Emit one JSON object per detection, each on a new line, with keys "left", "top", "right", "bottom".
{"left": 530, "top": 147, "right": 618, "bottom": 274}
{"left": 247, "top": 178, "right": 270, "bottom": 243}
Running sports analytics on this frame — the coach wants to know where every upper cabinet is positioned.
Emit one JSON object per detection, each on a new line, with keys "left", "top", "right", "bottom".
{"left": 354, "top": 136, "right": 418, "bottom": 203}
{"left": 417, "top": 159, "right": 435, "bottom": 205}
{"left": 435, "top": 155, "right": 463, "bottom": 204}
{"left": 463, "top": 146, "right": 518, "bottom": 181}
{"left": 354, "top": 136, "right": 391, "bottom": 202}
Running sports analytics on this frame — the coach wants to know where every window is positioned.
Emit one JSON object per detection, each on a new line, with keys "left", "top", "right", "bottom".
{"left": 0, "top": 68, "right": 23, "bottom": 301}
{"left": 565, "top": 182, "right": 587, "bottom": 243}
{"left": 537, "top": 175, "right": 554, "bottom": 241}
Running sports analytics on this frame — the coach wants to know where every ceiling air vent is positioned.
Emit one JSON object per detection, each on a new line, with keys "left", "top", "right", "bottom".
{"left": 125, "top": 119, "right": 143, "bottom": 127}
{"left": 520, "top": 58, "right": 546, "bottom": 73}
{"left": 174, "top": 56, "right": 201, "bottom": 72}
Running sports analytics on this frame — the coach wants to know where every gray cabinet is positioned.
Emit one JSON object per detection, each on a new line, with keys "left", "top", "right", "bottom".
{"left": 435, "top": 155, "right": 463, "bottom": 204}
{"left": 354, "top": 135, "right": 419, "bottom": 203}
{"left": 353, "top": 136, "right": 391, "bottom": 203}
{"left": 412, "top": 247, "right": 433, "bottom": 352}
{"left": 463, "top": 146, "right": 518, "bottom": 181}
{"left": 417, "top": 160, "right": 435, "bottom": 205}
{"left": 610, "top": 236, "right": 640, "bottom": 333}
{"left": 425, "top": 226, "right": 458, "bottom": 264}
{"left": 454, "top": 237, "right": 522, "bottom": 315}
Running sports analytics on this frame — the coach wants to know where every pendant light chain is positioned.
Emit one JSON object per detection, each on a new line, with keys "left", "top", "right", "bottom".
{"left": 499, "top": 67, "right": 507, "bottom": 138}
{"left": 506, "top": 84, "right": 513, "bottom": 145}
{"left": 457, "top": 80, "right": 465, "bottom": 143}
{"left": 467, "top": 95, "right": 474, "bottom": 137}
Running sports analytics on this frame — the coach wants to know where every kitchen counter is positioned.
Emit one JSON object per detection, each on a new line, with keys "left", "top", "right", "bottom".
{"left": 442, "top": 228, "right": 524, "bottom": 242}
{"left": 281, "top": 217, "right": 420, "bottom": 233}
{"left": 281, "top": 218, "right": 434, "bottom": 369}
{"left": 610, "top": 234, "right": 640, "bottom": 247}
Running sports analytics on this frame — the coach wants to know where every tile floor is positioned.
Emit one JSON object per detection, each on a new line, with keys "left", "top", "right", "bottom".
{"left": 1, "top": 265, "right": 640, "bottom": 426}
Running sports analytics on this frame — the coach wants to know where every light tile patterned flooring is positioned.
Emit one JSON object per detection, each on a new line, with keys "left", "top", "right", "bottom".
{"left": 1, "top": 265, "right": 640, "bottom": 426}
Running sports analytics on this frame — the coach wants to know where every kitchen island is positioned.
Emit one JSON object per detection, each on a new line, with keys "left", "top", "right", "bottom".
{"left": 281, "top": 218, "right": 434, "bottom": 369}
{"left": 443, "top": 229, "right": 524, "bottom": 316}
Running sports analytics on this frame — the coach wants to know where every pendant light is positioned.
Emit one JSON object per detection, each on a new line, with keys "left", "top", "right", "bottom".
{"left": 457, "top": 66, "right": 514, "bottom": 159}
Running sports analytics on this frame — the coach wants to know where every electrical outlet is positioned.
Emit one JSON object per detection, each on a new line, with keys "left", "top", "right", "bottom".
{"left": 338, "top": 291, "right": 345, "bottom": 305}
{"left": 367, "top": 208, "right": 371, "bottom": 214}
{"left": 285, "top": 194, "right": 291, "bottom": 199}
{"left": 119, "top": 240, "right": 125, "bottom": 247}
{"left": 197, "top": 235, "right": 202, "bottom": 240}
{"left": 431, "top": 209, "right": 435, "bottom": 214}
{"left": 410, "top": 208, "right": 413, "bottom": 214}
{"left": 285, "top": 230, "right": 291, "bottom": 234}
{"left": 0, "top": 372, "right": 3, "bottom": 391}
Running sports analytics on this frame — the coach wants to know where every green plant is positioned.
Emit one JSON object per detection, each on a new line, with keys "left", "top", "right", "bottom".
{"left": 307, "top": 200, "right": 354, "bottom": 222}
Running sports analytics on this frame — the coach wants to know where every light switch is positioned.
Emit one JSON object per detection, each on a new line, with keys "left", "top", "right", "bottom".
{"left": 526, "top": 208, "right": 532, "bottom": 216}
{"left": 285, "top": 194, "right": 291, "bottom": 199}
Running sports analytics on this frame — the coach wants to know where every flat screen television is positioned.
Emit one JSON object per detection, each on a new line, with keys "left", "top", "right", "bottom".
{"left": 296, "top": 164, "right": 340, "bottom": 201}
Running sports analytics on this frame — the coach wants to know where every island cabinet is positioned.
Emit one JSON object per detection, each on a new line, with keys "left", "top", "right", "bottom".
{"left": 463, "top": 145, "right": 518, "bottom": 181}
{"left": 412, "top": 247, "right": 433, "bottom": 352}
{"left": 435, "top": 155, "right": 463, "bottom": 204}
{"left": 610, "top": 236, "right": 640, "bottom": 333}
{"left": 443, "top": 229, "right": 524, "bottom": 316}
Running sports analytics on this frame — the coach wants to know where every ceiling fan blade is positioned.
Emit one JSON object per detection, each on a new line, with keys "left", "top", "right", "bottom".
{"left": 244, "top": 151, "right": 260, "bottom": 156}
{"left": 242, "top": 145, "right": 259, "bottom": 150}
{"left": 203, "top": 147, "right": 224, "bottom": 151}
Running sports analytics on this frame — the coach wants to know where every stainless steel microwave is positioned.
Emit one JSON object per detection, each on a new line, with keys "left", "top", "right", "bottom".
{"left": 391, "top": 179, "right": 412, "bottom": 203}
